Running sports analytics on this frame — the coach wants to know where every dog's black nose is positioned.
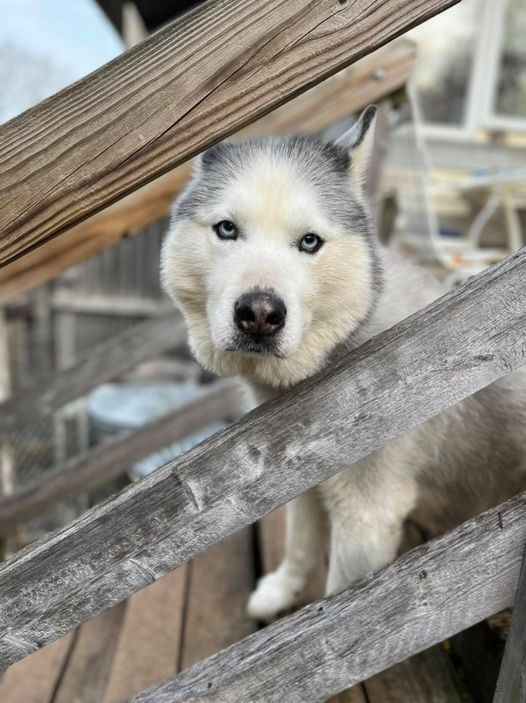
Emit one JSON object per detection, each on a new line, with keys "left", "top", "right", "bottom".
{"left": 234, "top": 291, "right": 286, "bottom": 337}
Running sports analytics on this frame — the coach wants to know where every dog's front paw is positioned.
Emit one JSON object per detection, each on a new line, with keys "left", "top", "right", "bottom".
{"left": 247, "top": 570, "right": 303, "bottom": 622}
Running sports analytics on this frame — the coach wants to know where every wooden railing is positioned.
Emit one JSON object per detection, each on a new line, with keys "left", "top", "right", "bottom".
{"left": 0, "top": 0, "right": 456, "bottom": 265}
{"left": 0, "top": 39, "right": 415, "bottom": 304}
{"left": 0, "top": 312, "right": 186, "bottom": 434}
{"left": 3, "top": 0, "right": 526, "bottom": 701}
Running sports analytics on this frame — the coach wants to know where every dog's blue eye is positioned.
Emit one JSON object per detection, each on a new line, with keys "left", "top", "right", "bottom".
{"left": 214, "top": 220, "right": 238, "bottom": 240}
{"left": 299, "top": 233, "right": 323, "bottom": 254}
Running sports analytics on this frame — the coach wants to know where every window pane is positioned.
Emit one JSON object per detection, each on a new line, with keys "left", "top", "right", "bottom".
{"left": 409, "top": 0, "right": 481, "bottom": 126}
{"left": 494, "top": 0, "right": 526, "bottom": 118}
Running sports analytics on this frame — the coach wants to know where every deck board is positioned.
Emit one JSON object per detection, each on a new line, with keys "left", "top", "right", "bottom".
{"left": 179, "top": 529, "right": 256, "bottom": 669}
{"left": 54, "top": 604, "right": 126, "bottom": 703}
{"left": 102, "top": 567, "right": 187, "bottom": 703}
{"left": 0, "top": 633, "right": 75, "bottom": 703}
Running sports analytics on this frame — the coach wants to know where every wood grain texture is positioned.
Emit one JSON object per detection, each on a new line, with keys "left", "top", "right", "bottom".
{"left": 0, "top": 40, "right": 415, "bottom": 303}
{"left": 0, "top": 379, "right": 241, "bottom": 532}
{"left": 0, "top": 249, "right": 525, "bottom": 671}
{"left": 255, "top": 508, "right": 460, "bottom": 703}
{"left": 180, "top": 530, "right": 256, "bottom": 669}
{"left": 0, "top": 0, "right": 456, "bottom": 265}
{"left": 234, "top": 40, "right": 416, "bottom": 141}
{"left": 0, "top": 174, "right": 183, "bottom": 305}
{"left": 493, "top": 547, "right": 526, "bottom": 703}
{"left": 131, "top": 492, "right": 526, "bottom": 702}
{"left": 53, "top": 604, "right": 126, "bottom": 703}
{"left": 0, "top": 312, "right": 186, "bottom": 434}
{"left": 103, "top": 568, "right": 187, "bottom": 703}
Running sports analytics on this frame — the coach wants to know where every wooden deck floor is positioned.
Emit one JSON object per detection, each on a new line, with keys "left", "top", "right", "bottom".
{"left": 0, "top": 508, "right": 506, "bottom": 702}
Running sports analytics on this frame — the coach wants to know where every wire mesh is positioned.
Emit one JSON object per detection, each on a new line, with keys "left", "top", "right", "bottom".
{"left": 1, "top": 216, "right": 206, "bottom": 545}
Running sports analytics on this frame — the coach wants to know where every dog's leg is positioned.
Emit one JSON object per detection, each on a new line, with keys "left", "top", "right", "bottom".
{"left": 323, "top": 456, "right": 418, "bottom": 595}
{"left": 247, "top": 489, "right": 324, "bottom": 621}
{"left": 326, "top": 509, "right": 406, "bottom": 595}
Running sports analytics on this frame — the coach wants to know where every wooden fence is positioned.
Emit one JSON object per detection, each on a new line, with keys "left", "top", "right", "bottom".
{"left": 0, "top": 38, "right": 415, "bottom": 304}
{"left": 2, "top": 0, "right": 526, "bottom": 701}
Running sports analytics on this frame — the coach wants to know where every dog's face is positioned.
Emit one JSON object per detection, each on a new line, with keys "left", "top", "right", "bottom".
{"left": 162, "top": 107, "right": 381, "bottom": 388}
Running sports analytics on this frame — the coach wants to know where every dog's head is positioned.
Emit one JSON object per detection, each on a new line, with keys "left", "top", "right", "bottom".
{"left": 162, "top": 106, "right": 381, "bottom": 388}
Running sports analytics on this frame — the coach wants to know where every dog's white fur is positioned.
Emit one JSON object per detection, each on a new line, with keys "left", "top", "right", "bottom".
{"left": 162, "top": 108, "right": 526, "bottom": 621}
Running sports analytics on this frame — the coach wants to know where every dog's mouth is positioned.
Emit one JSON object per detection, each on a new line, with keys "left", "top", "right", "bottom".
{"left": 224, "top": 334, "right": 286, "bottom": 358}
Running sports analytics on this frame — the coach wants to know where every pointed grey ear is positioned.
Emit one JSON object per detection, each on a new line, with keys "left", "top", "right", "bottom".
{"left": 335, "top": 105, "right": 377, "bottom": 191}
{"left": 192, "top": 142, "right": 232, "bottom": 176}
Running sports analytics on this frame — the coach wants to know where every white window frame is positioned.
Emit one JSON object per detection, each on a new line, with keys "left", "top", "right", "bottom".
{"left": 479, "top": 0, "right": 526, "bottom": 133}
{"left": 419, "top": 0, "right": 526, "bottom": 141}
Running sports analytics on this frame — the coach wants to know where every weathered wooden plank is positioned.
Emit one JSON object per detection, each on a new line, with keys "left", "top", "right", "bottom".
{"left": 0, "top": 312, "right": 186, "bottom": 434}
{"left": 103, "top": 568, "right": 187, "bottom": 703}
{"left": 180, "top": 530, "right": 256, "bottom": 670}
{"left": 0, "top": 0, "right": 456, "bottom": 266}
{"left": 53, "top": 604, "right": 126, "bottom": 703}
{"left": 0, "top": 380, "right": 241, "bottom": 533}
{"left": 0, "top": 249, "right": 525, "bottom": 671}
{"left": 0, "top": 174, "right": 181, "bottom": 305}
{"left": 364, "top": 646, "right": 465, "bottom": 702}
{"left": 493, "top": 548, "right": 526, "bottom": 703}
{"left": 0, "top": 633, "right": 75, "bottom": 703}
{"left": 0, "top": 40, "right": 415, "bottom": 304}
{"left": 131, "top": 492, "right": 526, "bottom": 703}
{"left": 251, "top": 40, "right": 415, "bottom": 139}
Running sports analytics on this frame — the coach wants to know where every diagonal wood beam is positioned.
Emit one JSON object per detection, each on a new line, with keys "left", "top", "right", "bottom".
{"left": 0, "top": 0, "right": 457, "bottom": 266}
{"left": 0, "top": 39, "right": 416, "bottom": 305}
{"left": 130, "top": 492, "right": 526, "bottom": 702}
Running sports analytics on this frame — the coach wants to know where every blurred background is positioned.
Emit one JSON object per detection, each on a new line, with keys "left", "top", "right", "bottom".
{"left": 0, "top": 1, "right": 524, "bottom": 701}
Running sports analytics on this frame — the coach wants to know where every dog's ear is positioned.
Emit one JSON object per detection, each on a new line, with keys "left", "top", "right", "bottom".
{"left": 192, "top": 142, "right": 233, "bottom": 176}
{"left": 334, "top": 105, "right": 377, "bottom": 192}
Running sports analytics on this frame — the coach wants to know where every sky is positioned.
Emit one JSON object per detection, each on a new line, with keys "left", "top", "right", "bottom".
{"left": 0, "top": 0, "right": 124, "bottom": 122}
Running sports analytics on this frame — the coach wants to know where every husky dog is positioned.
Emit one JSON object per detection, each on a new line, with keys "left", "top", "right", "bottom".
{"left": 162, "top": 106, "right": 526, "bottom": 621}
